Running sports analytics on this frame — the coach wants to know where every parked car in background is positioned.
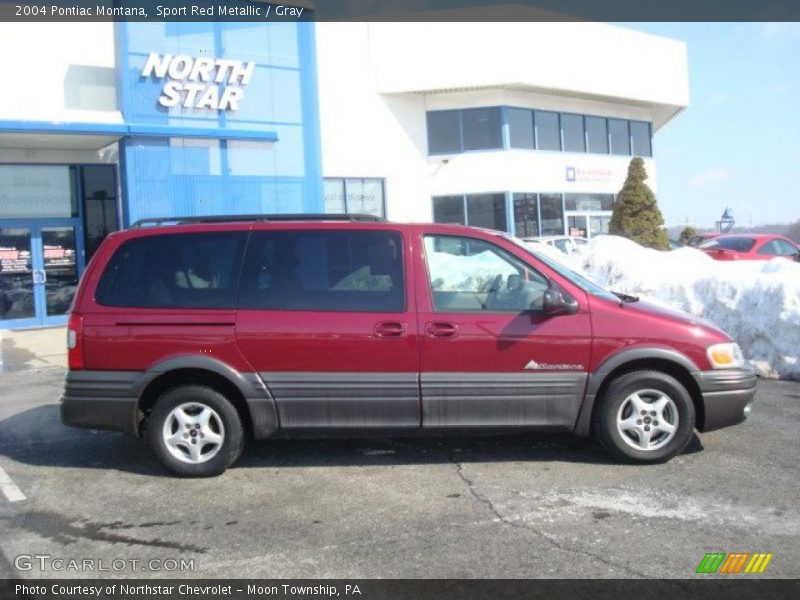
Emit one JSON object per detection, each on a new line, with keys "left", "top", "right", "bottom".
{"left": 668, "top": 239, "right": 683, "bottom": 250}
{"left": 686, "top": 233, "right": 720, "bottom": 247}
{"left": 523, "top": 235, "right": 589, "bottom": 255}
{"left": 699, "top": 234, "right": 800, "bottom": 261}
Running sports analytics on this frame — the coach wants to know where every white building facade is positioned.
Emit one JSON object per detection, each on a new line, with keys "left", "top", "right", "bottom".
{"left": 316, "top": 22, "right": 689, "bottom": 238}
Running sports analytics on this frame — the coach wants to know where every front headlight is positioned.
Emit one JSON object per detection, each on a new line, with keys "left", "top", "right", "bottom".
{"left": 707, "top": 342, "right": 745, "bottom": 369}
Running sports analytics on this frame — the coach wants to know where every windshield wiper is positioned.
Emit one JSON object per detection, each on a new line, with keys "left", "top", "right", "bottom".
{"left": 613, "top": 292, "right": 640, "bottom": 304}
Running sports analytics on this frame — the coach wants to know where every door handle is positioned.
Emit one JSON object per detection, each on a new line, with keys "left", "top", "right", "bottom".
{"left": 426, "top": 322, "right": 458, "bottom": 338}
{"left": 374, "top": 321, "right": 407, "bottom": 338}
{"left": 32, "top": 270, "right": 45, "bottom": 285}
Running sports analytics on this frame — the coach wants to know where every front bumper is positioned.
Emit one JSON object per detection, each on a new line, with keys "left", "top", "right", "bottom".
{"left": 60, "top": 370, "right": 141, "bottom": 436}
{"left": 694, "top": 366, "right": 757, "bottom": 432}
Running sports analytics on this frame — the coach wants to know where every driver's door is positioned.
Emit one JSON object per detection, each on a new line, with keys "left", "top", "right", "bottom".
{"left": 418, "top": 233, "right": 592, "bottom": 429}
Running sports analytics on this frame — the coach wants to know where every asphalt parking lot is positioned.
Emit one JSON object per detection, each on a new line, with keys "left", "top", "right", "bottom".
{"left": 0, "top": 365, "right": 798, "bottom": 579}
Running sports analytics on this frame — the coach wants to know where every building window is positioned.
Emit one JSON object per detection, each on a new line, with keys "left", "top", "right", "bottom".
{"left": 561, "top": 114, "right": 585, "bottom": 153}
{"left": 324, "top": 178, "right": 385, "bottom": 218}
{"left": 432, "top": 195, "right": 466, "bottom": 225}
{"left": 462, "top": 108, "right": 502, "bottom": 151}
{"left": 466, "top": 193, "right": 506, "bottom": 230}
{"left": 630, "top": 120, "right": 652, "bottom": 157}
{"left": 81, "top": 165, "right": 119, "bottom": 262}
{"left": 608, "top": 118, "right": 631, "bottom": 156}
{"left": 513, "top": 194, "right": 539, "bottom": 238}
{"left": 585, "top": 116, "right": 609, "bottom": 154}
{"left": 539, "top": 194, "right": 565, "bottom": 235}
{"left": 426, "top": 107, "right": 652, "bottom": 157}
{"left": 427, "top": 110, "right": 462, "bottom": 154}
{"left": 432, "top": 193, "right": 506, "bottom": 232}
{"left": 564, "top": 194, "right": 614, "bottom": 211}
{"left": 535, "top": 110, "right": 561, "bottom": 151}
{"left": 508, "top": 107, "right": 534, "bottom": 149}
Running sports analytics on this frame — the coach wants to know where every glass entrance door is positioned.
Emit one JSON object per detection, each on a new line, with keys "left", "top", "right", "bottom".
{"left": 565, "top": 213, "right": 612, "bottom": 239}
{"left": 0, "top": 221, "right": 82, "bottom": 328}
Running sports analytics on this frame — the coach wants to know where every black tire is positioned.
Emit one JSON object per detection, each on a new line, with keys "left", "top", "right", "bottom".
{"left": 145, "top": 385, "right": 244, "bottom": 477}
{"left": 592, "top": 370, "right": 695, "bottom": 464}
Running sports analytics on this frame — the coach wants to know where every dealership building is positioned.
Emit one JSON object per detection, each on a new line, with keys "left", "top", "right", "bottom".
{"left": 0, "top": 17, "right": 688, "bottom": 329}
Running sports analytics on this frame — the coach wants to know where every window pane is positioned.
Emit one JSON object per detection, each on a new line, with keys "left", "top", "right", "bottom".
{"left": 423, "top": 235, "right": 548, "bottom": 312}
{"left": 513, "top": 193, "right": 539, "bottom": 237}
{"left": 462, "top": 107, "right": 502, "bottom": 151}
{"left": 427, "top": 110, "right": 461, "bottom": 154}
{"left": 630, "top": 121, "right": 652, "bottom": 157}
{"left": 585, "top": 117, "right": 609, "bottom": 154}
{"left": 508, "top": 108, "right": 534, "bottom": 149}
{"left": 96, "top": 233, "right": 246, "bottom": 308}
{"left": 466, "top": 193, "right": 506, "bottom": 231}
{"left": 561, "top": 114, "right": 585, "bottom": 153}
{"left": 324, "top": 179, "right": 346, "bottom": 213}
{"left": 81, "top": 165, "right": 119, "bottom": 261}
{"left": 0, "top": 166, "right": 77, "bottom": 218}
{"left": 540, "top": 194, "right": 564, "bottom": 235}
{"left": 564, "top": 194, "right": 614, "bottom": 211}
{"left": 608, "top": 119, "right": 631, "bottom": 155}
{"left": 433, "top": 196, "right": 466, "bottom": 225}
{"left": 81, "top": 165, "right": 117, "bottom": 199}
{"left": 0, "top": 228, "right": 34, "bottom": 320}
{"left": 238, "top": 231, "right": 405, "bottom": 312}
{"left": 535, "top": 111, "right": 560, "bottom": 151}
{"left": 345, "top": 178, "right": 385, "bottom": 217}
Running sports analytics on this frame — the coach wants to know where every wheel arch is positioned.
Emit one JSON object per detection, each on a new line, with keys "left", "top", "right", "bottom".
{"left": 574, "top": 348, "right": 705, "bottom": 436}
{"left": 133, "top": 356, "right": 278, "bottom": 439}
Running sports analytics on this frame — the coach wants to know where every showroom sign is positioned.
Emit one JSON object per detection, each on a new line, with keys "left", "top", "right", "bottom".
{"left": 565, "top": 165, "right": 613, "bottom": 184}
{"left": 141, "top": 53, "right": 256, "bottom": 112}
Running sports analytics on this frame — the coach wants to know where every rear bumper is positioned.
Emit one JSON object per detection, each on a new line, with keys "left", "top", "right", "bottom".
{"left": 60, "top": 371, "right": 141, "bottom": 436}
{"left": 694, "top": 366, "right": 757, "bottom": 432}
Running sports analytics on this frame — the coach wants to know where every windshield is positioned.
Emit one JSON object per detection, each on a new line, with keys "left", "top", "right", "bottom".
{"left": 699, "top": 237, "right": 756, "bottom": 252}
{"left": 504, "top": 235, "right": 619, "bottom": 302}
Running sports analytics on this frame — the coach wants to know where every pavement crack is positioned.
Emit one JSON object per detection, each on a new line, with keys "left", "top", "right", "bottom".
{"left": 446, "top": 454, "right": 651, "bottom": 579}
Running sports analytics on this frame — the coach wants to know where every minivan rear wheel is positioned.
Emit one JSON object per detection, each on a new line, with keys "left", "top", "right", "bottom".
{"left": 593, "top": 370, "right": 695, "bottom": 464}
{"left": 146, "top": 385, "right": 244, "bottom": 477}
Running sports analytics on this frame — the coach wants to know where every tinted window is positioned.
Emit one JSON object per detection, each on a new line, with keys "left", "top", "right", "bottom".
{"left": 585, "top": 116, "right": 608, "bottom": 154}
{"left": 462, "top": 107, "right": 502, "bottom": 150}
{"left": 540, "top": 194, "right": 564, "bottom": 235}
{"left": 535, "top": 111, "right": 560, "bottom": 151}
{"left": 608, "top": 119, "right": 631, "bottom": 155}
{"left": 466, "top": 193, "right": 506, "bottom": 231}
{"left": 424, "top": 235, "right": 548, "bottom": 312}
{"left": 433, "top": 196, "right": 466, "bottom": 225}
{"left": 513, "top": 193, "right": 538, "bottom": 237}
{"left": 702, "top": 237, "right": 757, "bottom": 252}
{"left": 427, "top": 111, "right": 461, "bottom": 154}
{"left": 561, "top": 114, "right": 585, "bottom": 152}
{"left": 82, "top": 165, "right": 119, "bottom": 262}
{"left": 508, "top": 108, "right": 534, "bottom": 149}
{"left": 96, "top": 232, "right": 246, "bottom": 308}
{"left": 774, "top": 239, "right": 799, "bottom": 256}
{"left": 238, "top": 230, "right": 405, "bottom": 312}
{"left": 630, "top": 121, "right": 652, "bottom": 157}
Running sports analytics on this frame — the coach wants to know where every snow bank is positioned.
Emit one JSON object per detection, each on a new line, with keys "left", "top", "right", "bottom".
{"left": 566, "top": 236, "right": 800, "bottom": 380}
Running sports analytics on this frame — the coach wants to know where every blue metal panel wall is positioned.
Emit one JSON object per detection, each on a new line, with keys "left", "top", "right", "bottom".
{"left": 115, "top": 20, "right": 324, "bottom": 225}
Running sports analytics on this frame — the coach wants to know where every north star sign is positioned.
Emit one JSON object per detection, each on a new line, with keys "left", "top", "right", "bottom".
{"left": 141, "top": 53, "right": 256, "bottom": 112}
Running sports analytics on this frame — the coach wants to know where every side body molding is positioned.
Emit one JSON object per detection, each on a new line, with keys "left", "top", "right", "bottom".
{"left": 573, "top": 347, "right": 701, "bottom": 437}
{"left": 139, "top": 356, "right": 279, "bottom": 439}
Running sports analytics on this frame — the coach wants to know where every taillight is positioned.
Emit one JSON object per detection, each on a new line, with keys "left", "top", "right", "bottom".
{"left": 67, "top": 312, "right": 84, "bottom": 370}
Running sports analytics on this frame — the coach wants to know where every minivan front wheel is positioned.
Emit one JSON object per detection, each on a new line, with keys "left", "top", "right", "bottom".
{"left": 593, "top": 370, "right": 695, "bottom": 464}
{"left": 146, "top": 385, "right": 244, "bottom": 477}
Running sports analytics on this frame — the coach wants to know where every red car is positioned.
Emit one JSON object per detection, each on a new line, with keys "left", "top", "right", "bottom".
{"left": 61, "top": 215, "right": 756, "bottom": 476}
{"left": 699, "top": 234, "right": 800, "bottom": 261}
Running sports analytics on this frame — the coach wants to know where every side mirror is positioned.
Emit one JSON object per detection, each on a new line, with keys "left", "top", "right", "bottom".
{"left": 541, "top": 287, "right": 579, "bottom": 317}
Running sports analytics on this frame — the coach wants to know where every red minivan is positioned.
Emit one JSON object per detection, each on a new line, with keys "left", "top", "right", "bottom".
{"left": 61, "top": 215, "right": 756, "bottom": 476}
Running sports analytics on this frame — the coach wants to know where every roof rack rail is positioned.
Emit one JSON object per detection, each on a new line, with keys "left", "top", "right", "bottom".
{"left": 129, "top": 213, "right": 386, "bottom": 228}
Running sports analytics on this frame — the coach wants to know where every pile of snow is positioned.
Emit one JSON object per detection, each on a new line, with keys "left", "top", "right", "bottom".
{"left": 563, "top": 236, "right": 800, "bottom": 380}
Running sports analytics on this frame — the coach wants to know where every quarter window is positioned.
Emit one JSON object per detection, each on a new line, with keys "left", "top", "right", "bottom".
{"left": 238, "top": 230, "right": 405, "bottom": 312}
{"left": 96, "top": 232, "right": 246, "bottom": 309}
{"left": 424, "top": 235, "right": 548, "bottom": 312}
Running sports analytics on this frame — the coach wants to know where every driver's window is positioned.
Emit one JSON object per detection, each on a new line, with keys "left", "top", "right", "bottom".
{"left": 424, "top": 235, "right": 548, "bottom": 312}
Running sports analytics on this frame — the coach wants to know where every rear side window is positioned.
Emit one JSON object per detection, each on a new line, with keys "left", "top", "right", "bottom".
{"left": 95, "top": 232, "right": 246, "bottom": 308}
{"left": 702, "top": 237, "right": 756, "bottom": 252}
{"left": 238, "top": 230, "right": 405, "bottom": 312}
